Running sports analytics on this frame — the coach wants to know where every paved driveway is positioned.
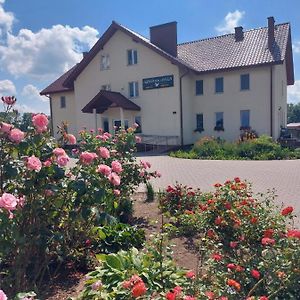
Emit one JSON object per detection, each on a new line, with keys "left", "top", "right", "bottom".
{"left": 139, "top": 156, "right": 300, "bottom": 222}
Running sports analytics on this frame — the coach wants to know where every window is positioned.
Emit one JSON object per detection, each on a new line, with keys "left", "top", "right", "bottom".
{"left": 196, "top": 80, "right": 203, "bottom": 95}
{"left": 240, "top": 74, "right": 250, "bottom": 90}
{"left": 114, "top": 120, "right": 129, "bottom": 131}
{"left": 100, "top": 54, "right": 110, "bottom": 70}
{"left": 103, "top": 118, "right": 109, "bottom": 132}
{"left": 215, "top": 112, "right": 224, "bottom": 130}
{"left": 134, "top": 116, "right": 142, "bottom": 133}
{"left": 240, "top": 110, "right": 250, "bottom": 129}
{"left": 60, "top": 96, "right": 66, "bottom": 108}
{"left": 129, "top": 81, "right": 139, "bottom": 98}
{"left": 196, "top": 114, "right": 204, "bottom": 131}
{"left": 215, "top": 77, "right": 224, "bottom": 93}
{"left": 101, "top": 84, "right": 111, "bottom": 91}
{"left": 127, "top": 49, "right": 138, "bottom": 65}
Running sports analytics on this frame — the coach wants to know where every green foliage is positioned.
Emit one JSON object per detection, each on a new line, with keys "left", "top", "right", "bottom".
{"left": 146, "top": 182, "right": 155, "bottom": 202}
{"left": 91, "top": 223, "right": 146, "bottom": 254}
{"left": 287, "top": 102, "right": 300, "bottom": 123}
{"left": 170, "top": 135, "right": 300, "bottom": 160}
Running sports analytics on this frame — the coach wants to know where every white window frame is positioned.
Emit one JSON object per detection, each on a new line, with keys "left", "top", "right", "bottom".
{"left": 100, "top": 54, "right": 110, "bottom": 70}
{"left": 129, "top": 81, "right": 139, "bottom": 98}
{"left": 127, "top": 49, "right": 138, "bottom": 65}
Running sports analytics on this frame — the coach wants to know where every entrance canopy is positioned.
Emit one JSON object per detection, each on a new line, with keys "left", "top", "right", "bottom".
{"left": 82, "top": 90, "right": 141, "bottom": 113}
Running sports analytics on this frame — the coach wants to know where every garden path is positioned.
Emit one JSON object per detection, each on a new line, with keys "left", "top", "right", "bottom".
{"left": 138, "top": 156, "right": 300, "bottom": 224}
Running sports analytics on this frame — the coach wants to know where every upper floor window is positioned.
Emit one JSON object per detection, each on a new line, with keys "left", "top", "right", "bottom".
{"left": 101, "top": 84, "right": 111, "bottom": 91}
{"left": 215, "top": 112, "right": 224, "bottom": 131}
{"left": 240, "top": 110, "right": 250, "bottom": 128}
{"left": 129, "top": 81, "right": 139, "bottom": 98}
{"left": 60, "top": 96, "right": 66, "bottom": 108}
{"left": 100, "top": 54, "right": 110, "bottom": 70}
{"left": 196, "top": 113, "right": 204, "bottom": 131}
{"left": 215, "top": 77, "right": 224, "bottom": 93}
{"left": 127, "top": 49, "right": 138, "bottom": 65}
{"left": 196, "top": 80, "right": 203, "bottom": 95}
{"left": 240, "top": 74, "right": 250, "bottom": 90}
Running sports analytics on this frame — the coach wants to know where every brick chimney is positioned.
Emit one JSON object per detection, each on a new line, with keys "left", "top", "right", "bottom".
{"left": 268, "top": 16, "right": 275, "bottom": 50}
{"left": 234, "top": 26, "right": 244, "bottom": 41}
{"left": 150, "top": 21, "right": 177, "bottom": 57}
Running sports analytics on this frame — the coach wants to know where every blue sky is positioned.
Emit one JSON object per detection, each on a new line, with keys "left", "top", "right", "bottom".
{"left": 0, "top": 0, "right": 300, "bottom": 114}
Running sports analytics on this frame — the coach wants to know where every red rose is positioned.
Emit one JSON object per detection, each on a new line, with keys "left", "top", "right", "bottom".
{"left": 261, "top": 237, "right": 275, "bottom": 246}
{"left": 281, "top": 206, "right": 293, "bottom": 216}
{"left": 131, "top": 282, "right": 147, "bottom": 298}
{"left": 212, "top": 253, "right": 222, "bottom": 261}
{"left": 227, "top": 279, "right": 241, "bottom": 291}
{"left": 251, "top": 269, "right": 261, "bottom": 280}
{"left": 287, "top": 230, "right": 300, "bottom": 239}
{"left": 263, "top": 229, "right": 274, "bottom": 238}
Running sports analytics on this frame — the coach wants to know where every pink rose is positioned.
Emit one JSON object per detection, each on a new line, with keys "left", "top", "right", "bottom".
{"left": 114, "top": 189, "right": 120, "bottom": 196}
{"left": 96, "top": 164, "right": 111, "bottom": 176}
{"left": 0, "top": 193, "right": 18, "bottom": 211}
{"left": 91, "top": 280, "right": 102, "bottom": 290}
{"left": 154, "top": 171, "right": 161, "bottom": 178}
{"left": 53, "top": 148, "right": 66, "bottom": 156}
{"left": 98, "top": 147, "right": 110, "bottom": 159}
{"left": 43, "top": 159, "right": 52, "bottom": 167}
{"left": 0, "top": 122, "right": 13, "bottom": 133}
{"left": 135, "top": 136, "right": 142, "bottom": 143}
{"left": 66, "top": 134, "right": 76, "bottom": 144}
{"left": 32, "top": 114, "right": 48, "bottom": 132}
{"left": 108, "top": 172, "right": 121, "bottom": 186}
{"left": 17, "top": 196, "right": 25, "bottom": 207}
{"left": 133, "top": 123, "right": 139, "bottom": 129}
{"left": 45, "top": 189, "right": 54, "bottom": 197}
{"left": 80, "top": 151, "right": 98, "bottom": 165}
{"left": 9, "top": 128, "right": 25, "bottom": 143}
{"left": 104, "top": 132, "right": 112, "bottom": 138}
{"left": 141, "top": 160, "right": 151, "bottom": 169}
{"left": 56, "top": 155, "right": 69, "bottom": 167}
{"left": 111, "top": 160, "right": 123, "bottom": 173}
{"left": 0, "top": 289, "right": 7, "bottom": 300}
{"left": 1, "top": 96, "right": 16, "bottom": 106}
{"left": 26, "top": 155, "right": 42, "bottom": 172}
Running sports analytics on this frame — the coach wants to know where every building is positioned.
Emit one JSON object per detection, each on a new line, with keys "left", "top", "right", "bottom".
{"left": 41, "top": 17, "right": 294, "bottom": 145}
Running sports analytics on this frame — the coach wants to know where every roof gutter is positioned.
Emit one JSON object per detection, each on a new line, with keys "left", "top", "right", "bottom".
{"left": 179, "top": 68, "right": 189, "bottom": 146}
{"left": 46, "top": 95, "right": 54, "bottom": 136}
{"left": 270, "top": 66, "right": 273, "bottom": 138}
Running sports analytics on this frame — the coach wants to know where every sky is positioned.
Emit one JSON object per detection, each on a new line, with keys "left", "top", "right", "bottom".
{"left": 0, "top": 0, "right": 300, "bottom": 114}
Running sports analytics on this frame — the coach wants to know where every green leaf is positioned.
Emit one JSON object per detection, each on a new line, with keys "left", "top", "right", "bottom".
{"left": 105, "top": 254, "right": 123, "bottom": 270}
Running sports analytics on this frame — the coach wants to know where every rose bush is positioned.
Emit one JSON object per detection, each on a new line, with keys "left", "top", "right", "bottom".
{"left": 0, "top": 97, "right": 157, "bottom": 295}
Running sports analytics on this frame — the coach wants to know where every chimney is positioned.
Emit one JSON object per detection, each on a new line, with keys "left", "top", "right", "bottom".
{"left": 268, "top": 16, "right": 275, "bottom": 50}
{"left": 150, "top": 21, "right": 177, "bottom": 57}
{"left": 234, "top": 26, "right": 244, "bottom": 41}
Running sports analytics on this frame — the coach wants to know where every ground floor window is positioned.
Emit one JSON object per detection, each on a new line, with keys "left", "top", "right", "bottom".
{"left": 134, "top": 116, "right": 142, "bottom": 133}
{"left": 103, "top": 118, "right": 109, "bottom": 132}
{"left": 195, "top": 113, "right": 204, "bottom": 132}
{"left": 215, "top": 112, "right": 224, "bottom": 131}
{"left": 240, "top": 110, "right": 250, "bottom": 129}
{"left": 113, "top": 120, "right": 129, "bottom": 131}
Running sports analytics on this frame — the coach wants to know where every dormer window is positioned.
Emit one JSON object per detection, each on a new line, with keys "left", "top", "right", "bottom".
{"left": 127, "top": 49, "right": 138, "bottom": 65}
{"left": 100, "top": 54, "right": 110, "bottom": 70}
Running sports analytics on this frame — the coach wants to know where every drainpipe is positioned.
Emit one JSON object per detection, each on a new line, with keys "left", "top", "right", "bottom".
{"left": 270, "top": 66, "right": 273, "bottom": 138}
{"left": 46, "top": 95, "right": 54, "bottom": 136}
{"left": 179, "top": 68, "right": 189, "bottom": 146}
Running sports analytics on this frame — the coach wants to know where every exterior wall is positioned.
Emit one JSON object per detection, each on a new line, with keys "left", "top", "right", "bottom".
{"left": 186, "top": 66, "right": 274, "bottom": 143}
{"left": 73, "top": 30, "right": 181, "bottom": 139}
{"left": 51, "top": 91, "right": 77, "bottom": 139}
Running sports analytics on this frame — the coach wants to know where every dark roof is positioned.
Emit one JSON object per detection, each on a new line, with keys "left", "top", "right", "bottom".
{"left": 177, "top": 23, "right": 294, "bottom": 84}
{"left": 41, "top": 20, "right": 294, "bottom": 95}
{"left": 40, "top": 65, "right": 77, "bottom": 95}
{"left": 82, "top": 90, "right": 141, "bottom": 113}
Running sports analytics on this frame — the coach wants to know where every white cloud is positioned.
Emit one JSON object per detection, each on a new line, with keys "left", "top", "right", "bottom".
{"left": 0, "top": 25, "right": 99, "bottom": 80}
{"left": 216, "top": 10, "right": 245, "bottom": 34}
{"left": 0, "top": 79, "right": 16, "bottom": 96}
{"left": 22, "top": 84, "right": 48, "bottom": 102}
{"left": 0, "top": 0, "right": 15, "bottom": 37}
{"left": 14, "top": 103, "right": 38, "bottom": 114}
{"left": 288, "top": 80, "right": 300, "bottom": 104}
{"left": 293, "top": 41, "right": 300, "bottom": 54}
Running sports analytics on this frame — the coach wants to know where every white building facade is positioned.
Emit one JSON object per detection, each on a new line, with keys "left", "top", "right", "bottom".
{"left": 41, "top": 17, "right": 294, "bottom": 145}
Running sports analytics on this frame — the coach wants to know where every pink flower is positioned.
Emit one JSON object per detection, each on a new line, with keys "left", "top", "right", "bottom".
{"left": 251, "top": 269, "right": 261, "bottom": 280}
{"left": 135, "top": 136, "right": 142, "bottom": 143}
{"left": 97, "top": 164, "right": 111, "bottom": 176}
{"left": 67, "top": 134, "right": 76, "bottom": 144}
{"left": 108, "top": 172, "right": 121, "bottom": 186}
{"left": 281, "top": 206, "right": 293, "bottom": 216}
{"left": 261, "top": 237, "right": 275, "bottom": 246}
{"left": 184, "top": 297, "right": 196, "bottom": 300}
{"left": 0, "top": 122, "right": 13, "bottom": 133}
{"left": 186, "top": 271, "right": 196, "bottom": 279}
{"left": 17, "top": 196, "right": 25, "bottom": 207}
{"left": 114, "top": 189, "right": 121, "bottom": 196}
{"left": 133, "top": 123, "right": 139, "bottom": 129}
{"left": 9, "top": 128, "right": 25, "bottom": 143}
{"left": 111, "top": 160, "right": 123, "bottom": 173}
{"left": 43, "top": 159, "right": 52, "bottom": 167}
{"left": 91, "top": 280, "right": 102, "bottom": 290}
{"left": 98, "top": 147, "right": 110, "bottom": 159}
{"left": 287, "top": 229, "right": 300, "bottom": 239}
{"left": 1, "top": 96, "right": 16, "bottom": 106}
{"left": 0, "top": 289, "right": 7, "bottom": 300}
{"left": 45, "top": 189, "right": 54, "bottom": 197}
{"left": 230, "top": 241, "right": 238, "bottom": 248}
{"left": 26, "top": 155, "right": 42, "bottom": 172}
{"left": 80, "top": 151, "right": 98, "bottom": 165}
{"left": 141, "top": 160, "right": 151, "bottom": 169}
{"left": 154, "top": 171, "right": 161, "bottom": 178}
{"left": 211, "top": 253, "right": 222, "bottom": 261}
{"left": 0, "top": 193, "right": 18, "bottom": 211}
{"left": 57, "top": 155, "right": 69, "bottom": 167}
{"left": 53, "top": 148, "right": 66, "bottom": 156}
{"left": 32, "top": 114, "right": 48, "bottom": 132}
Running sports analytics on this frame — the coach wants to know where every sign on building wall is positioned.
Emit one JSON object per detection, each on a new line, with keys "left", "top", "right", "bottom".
{"left": 143, "top": 75, "right": 174, "bottom": 90}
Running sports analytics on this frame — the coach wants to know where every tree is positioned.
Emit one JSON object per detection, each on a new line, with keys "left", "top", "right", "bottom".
{"left": 287, "top": 103, "right": 300, "bottom": 123}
